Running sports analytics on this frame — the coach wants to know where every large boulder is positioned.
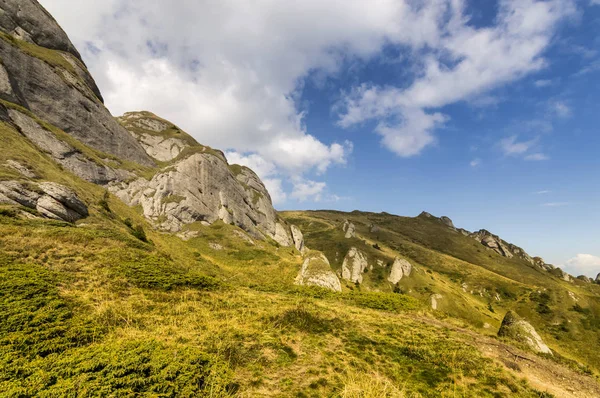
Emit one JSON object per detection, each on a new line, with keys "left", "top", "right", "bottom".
{"left": 0, "top": 180, "right": 88, "bottom": 222}
{"left": 295, "top": 252, "right": 341, "bottom": 292}
{"left": 597, "top": 273, "right": 600, "bottom": 284}
{"left": 290, "top": 225, "right": 306, "bottom": 253}
{"left": 388, "top": 257, "right": 412, "bottom": 284}
{"left": 342, "top": 220, "right": 356, "bottom": 239}
{"left": 498, "top": 311, "right": 552, "bottom": 354}
{"left": 341, "top": 247, "right": 368, "bottom": 284}
{"left": 470, "top": 229, "right": 534, "bottom": 264}
{"left": 440, "top": 216, "right": 455, "bottom": 229}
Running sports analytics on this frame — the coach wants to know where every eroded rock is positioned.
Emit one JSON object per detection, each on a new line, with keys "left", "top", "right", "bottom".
{"left": 0, "top": 180, "right": 87, "bottom": 222}
{"left": 342, "top": 220, "right": 356, "bottom": 239}
{"left": 388, "top": 257, "right": 412, "bottom": 284}
{"left": 290, "top": 224, "right": 306, "bottom": 253}
{"left": 341, "top": 247, "right": 368, "bottom": 284}
{"left": 295, "top": 252, "right": 342, "bottom": 292}
{"left": 430, "top": 294, "right": 443, "bottom": 310}
{"left": 498, "top": 311, "right": 552, "bottom": 354}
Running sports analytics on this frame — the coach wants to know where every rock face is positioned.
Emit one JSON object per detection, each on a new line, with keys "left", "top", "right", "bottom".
{"left": 469, "top": 230, "right": 534, "bottom": 264}
{"left": 550, "top": 268, "right": 573, "bottom": 283}
{"left": 295, "top": 252, "right": 342, "bottom": 292}
{"left": 430, "top": 294, "right": 443, "bottom": 310}
{"left": 498, "top": 311, "right": 552, "bottom": 355}
{"left": 0, "top": 1, "right": 153, "bottom": 167}
{"left": 341, "top": 247, "right": 368, "bottom": 284}
{"left": 0, "top": 180, "right": 88, "bottom": 222}
{"left": 388, "top": 257, "right": 412, "bottom": 284}
{"left": 342, "top": 220, "right": 356, "bottom": 239}
{"left": 290, "top": 225, "right": 306, "bottom": 253}
{"left": 440, "top": 216, "right": 455, "bottom": 229}
{"left": 597, "top": 273, "right": 600, "bottom": 284}
{"left": 533, "top": 257, "right": 555, "bottom": 272}
{"left": 5, "top": 108, "right": 131, "bottom": 184}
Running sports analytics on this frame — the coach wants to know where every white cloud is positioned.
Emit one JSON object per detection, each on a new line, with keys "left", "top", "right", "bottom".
{"left": 336, "top": 0, "right": 576, "bottom": 156}
{"left": 564, "top": 254, "right": 600, "bottom": 278}
{"left": 525, "top": 153, "right": 550, "bottom": 161}
{"left": 40, "top": 0, "right": 576, "bottom": 202}
{"left": 290, "top": 179, "right": 327, "bottom": 202}
{"left": 534, "top": 79, "right": 553, "bottom": 87}
{"left": 551, "top": 101, "right": 572, "bottom": 118}
{"left": 470, "top": 158, "right": 481, "bottom": 167}
{"left": 499, "top": 135, "right": 538, "bottom": 156}
{"left": 535, "top": 190, "right": 551, "bottom": 194}
{"left": 541, "top": 202, "right": 569, "bottom": 207}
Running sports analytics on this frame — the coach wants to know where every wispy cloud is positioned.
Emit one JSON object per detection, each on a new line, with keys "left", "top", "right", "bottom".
{"left": 499, "top": 135, "right": 538, "bottom": 156}
{"left": 542, "top": 202, "right": 569, "bottom": 207}
{"left": 534, "top": 79, "right": 553, "bottom": 88}
{"left": 470, "top": 158, "right": 481, "bottom": 167}
{"left": 550, "top": 101, "right": 572, "bottom": 118}
{"left": 535, "top": 190, "right": 551, "bottom": 194}
{"left": 525, "top": 153, "right": 550, "bottom": 161}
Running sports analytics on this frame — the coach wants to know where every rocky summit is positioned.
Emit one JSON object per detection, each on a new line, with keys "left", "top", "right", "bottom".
{"left": 0, "top": 2, "right": 599, "bottom": 397}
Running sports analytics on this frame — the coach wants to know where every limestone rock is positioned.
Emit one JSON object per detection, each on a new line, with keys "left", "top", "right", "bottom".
{"left": 430, "top": 294, "right": 443, "bottom": 310}
{"left": 550, "top": 268, "right": 573, "bottom": 283}
{"left": 419, "top": 211, "right": 433, "bottom": 218}
{"left": 498, "top": 311, "right": 552, "bottom": 354}
{"left": 0, "top": 22, "right": 153, "bottom": 167}
{"left": 341, "top": 247, "right": 368, "bottom": 284}
{"left": 110, "top": 150, "right": 294, "bottom": 246}
{"left": 457, "top": 228, "right": 470, "bottom": 236}
{"left": 388, "top": 257, "right": 412, "bottom": 284}
{"left": 440, "top": 216, "right": 455, "bottom": 229}
{"left": 469, "top": 229, "right": 535, "bottom": 264}
{"left": 5, "top": 160, "right": 37, "bottom": 178}
{"left": 342, "top": 220, "right": 356, "bottom": 239}
{"left": 290, "top": 225, "right": 306, "bottom": 253}
{"left": 576, "top": 275, "right": 592, "bottom": 283}
{"left": 0, "top": 180, "right": 87, "bottom": 222}
{"left": 7, "top": 108, "right": 132, "bottom": 184}
{"left": 295, "top": 252, "right": 341, "bottom": 292}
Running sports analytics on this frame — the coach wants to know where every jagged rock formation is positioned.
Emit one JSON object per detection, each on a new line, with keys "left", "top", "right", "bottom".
{"left": 430, "top": 294, "right": 443, "bottom": 310}
{"left": 597, "top": 273, "right": 600, "bottom": 284}
{"left": 469, "top": 230, "right": 534, "bottom": 264}
{"left": 0, "top": 0, "right": 152, "bottom": 167}
{"left": 5, "top": 107, "right": 132, "bottom": 184}
{"left": 550, "top": 267, "right": 573, "bottom": 283}
{"left": 388, "top": 257, "right": 412, "bottom": 284}
{"left": 290, "top": 225, "right": 306, "bottom": 253}
{"left": 341, "top": 247, "right": 368, "bottom": 283}
{"left": 498, "top": 311, "right": 552, "bottom": 354}
{"left": 117, "top": 112, "right": 195, "bottom": 162}
{"left": 108, "top": 112, "right": 296, "bottom": 245}
{"left": 440, "top": 216, "right": 455, "bottom": 229}
{"left": 295, "top": 252, "right": 342, "bottom": 292}
{"left": 0, "top": 180, "right": 87, "bottom": 222}
{"left": 342, "top": 220, "right": 356, "bottom": 239}
{"left": 533, "top": 257, "right": 555, "bottom": 272}
{"left": 576, "top": 275, "right": 593, "bottom": 284}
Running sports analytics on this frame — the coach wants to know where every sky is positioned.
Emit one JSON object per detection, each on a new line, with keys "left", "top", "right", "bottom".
{"left": 40, "top": 0, "right": 600, "bottom": 277}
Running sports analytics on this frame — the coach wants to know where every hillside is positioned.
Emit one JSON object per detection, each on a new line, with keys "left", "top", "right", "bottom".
{"left": 0, "top": 1, "right": 599, "bottom": 397}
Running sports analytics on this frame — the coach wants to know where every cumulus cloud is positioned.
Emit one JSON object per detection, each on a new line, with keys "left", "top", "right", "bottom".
{"left": 564, "top": 254, "right": 600, "bottom": 278}
{"left": 541, "top": 202, "right": 569, "bottom": 207}
{"left": 336, "top": 0, "right": 576, "bottom": 156}
{"left": 41, "top": 0, "right": 575, "bottom": 202}
{"left": 534, "top": 79, "right": 553, "bottom": 87}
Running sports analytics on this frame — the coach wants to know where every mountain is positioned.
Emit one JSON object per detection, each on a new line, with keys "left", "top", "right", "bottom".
{"left": 1, "top": 2, "right": 599, "bottom": 396}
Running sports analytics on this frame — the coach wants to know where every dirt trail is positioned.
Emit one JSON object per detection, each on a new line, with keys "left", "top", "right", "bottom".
{"left": 416, "top": 316, "right": 600, "bottom": 398}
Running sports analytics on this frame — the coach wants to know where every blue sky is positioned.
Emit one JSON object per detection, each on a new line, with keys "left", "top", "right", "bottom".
{"left": 43, "top": 0, "right": 599, "bottom": 276}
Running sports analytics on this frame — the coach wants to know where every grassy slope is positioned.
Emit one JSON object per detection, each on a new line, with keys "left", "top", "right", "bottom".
{"left": 280, "top": 210, "right": 600, "bottom": 375}
{"left": 0, "top": 118, "right": 576, "bottom": 396}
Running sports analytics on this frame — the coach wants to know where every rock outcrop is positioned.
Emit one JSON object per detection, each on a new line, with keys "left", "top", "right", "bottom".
{"left": 469, "top": 230, "right": 535, "bottom": 264}
{"left": 0, "top": 1, "right": 153, "bottom": 167}
{"left": 290, "top": 225, "right": 306, "bottom": 253}
{"left": 498, "top": 311, "right": 552, "bottom": 354}
{"left": 533, "top": 257, "right": 555, "bottom": 272}
{"left": 388, "top": 257, "right": 412, "bottom": 284}
{"left": 295, "top": 252, "right": 342, "bottom": 292}
{"left": 341, "top": 247, "right": 368, "bottom": 284}
{"left": 342, "top": 220, "right": 356, "bottom": 239}
{"left": 0, "top": 180, "right": 88, "bottom": 222}
{"left": 597, "top": 273, "right": 600, "bottom": 284}
{"left": 430, "top": 294, "right": 443, "bottom": 310}
{"left": 576, "top": 275, "right": 593, "bottom": 284}
{"left": 440, "top": 216, "right": 455, "bottom": 229}
{"left": 550, "top": 267, "right": 573, "bottom": 283}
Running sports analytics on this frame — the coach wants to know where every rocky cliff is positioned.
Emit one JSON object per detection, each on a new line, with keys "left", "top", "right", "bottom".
{"left": 0, "top": 1, "right": 299, "bottom": 246}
